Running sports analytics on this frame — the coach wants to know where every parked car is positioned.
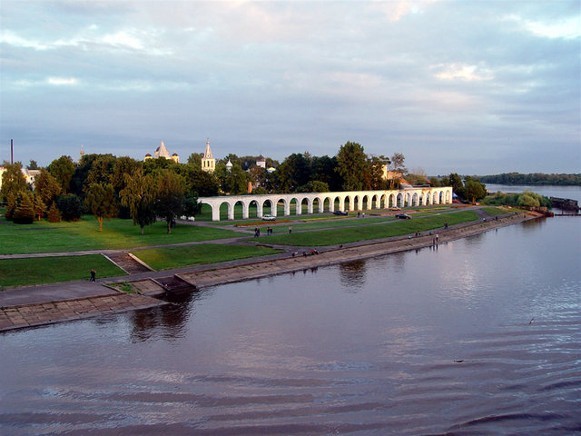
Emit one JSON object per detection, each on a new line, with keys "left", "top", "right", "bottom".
{"left": 395, "top": 213, "right": 412, "bottom": 219}
{"left": 333, "top": 210, "right": 348, "bottom": 216}
{"left": 262, "top": 214, "right": 276, "bottom": 221}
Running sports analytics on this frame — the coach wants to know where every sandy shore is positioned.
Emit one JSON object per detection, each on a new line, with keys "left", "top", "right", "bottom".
{"left": 0, "top": 211, "right": 539, "bottom": 332}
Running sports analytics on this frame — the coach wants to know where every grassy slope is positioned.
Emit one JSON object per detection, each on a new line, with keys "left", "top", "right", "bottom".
{"left": 0, "top": 255, "right": 126, "bottom": 287}
{"left": 0, "top": 216, "right": 239, "bottom": 255}
{"left": 259, "top": 210, "right": 480, "bottom": 246}
{"left": 0, "top": 207, "right": 504, "bottom": 287}
{"left": 134, "top": 244, "right": 281, "bottom": 270}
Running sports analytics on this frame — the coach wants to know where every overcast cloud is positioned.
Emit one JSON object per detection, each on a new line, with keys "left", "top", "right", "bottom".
{"left": 1, "top": 0, "right": 579, "bottom": 175}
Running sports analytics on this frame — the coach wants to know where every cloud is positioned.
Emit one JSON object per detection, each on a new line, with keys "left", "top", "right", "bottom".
{"left": 505, "top": 14, "right": 581, "bottom": 40}
{"left": 0, "top": 0, "right": 579, "bottom": 174}
{"left": 432, "top": 64, "right": 494, "bottom": 82}
{"left": 46, "top": 77, "right": 79, "bottom": 86}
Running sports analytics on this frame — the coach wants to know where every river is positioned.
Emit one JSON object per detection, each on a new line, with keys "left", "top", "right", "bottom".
{"left": 1, "top": 186, "right": 580, "bottom": 435}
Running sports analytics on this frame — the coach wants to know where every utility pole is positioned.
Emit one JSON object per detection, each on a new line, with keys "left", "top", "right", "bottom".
{"left": 11, "top": 139, "right": 14, "bottom": 164}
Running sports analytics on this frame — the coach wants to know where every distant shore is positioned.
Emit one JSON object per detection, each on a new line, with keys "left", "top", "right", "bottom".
{"left": 0, "top": 211, "right": 541, "bottom": 333}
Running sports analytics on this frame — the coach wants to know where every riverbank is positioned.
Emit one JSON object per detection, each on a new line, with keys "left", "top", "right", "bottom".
{"left": 0, "top": 211, "right": 540, "bottom": 332}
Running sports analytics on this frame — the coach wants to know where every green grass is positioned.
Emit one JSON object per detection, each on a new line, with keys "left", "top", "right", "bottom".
{"left": 0, "top": 254, "right": 126, "bottom": 287}
{"left": 480, "top": 206, "right": 509, "bottom": 217}
{"left": 134, "top": 244, "right": 281, "bottom": 270}
{"left": 0, "top": 216, "right": 240, "bottom": 255}
{"left": 258, "top": 210, "right": 480, "bottom": 246}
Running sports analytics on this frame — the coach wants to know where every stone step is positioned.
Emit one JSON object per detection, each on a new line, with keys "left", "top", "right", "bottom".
{"left": 106, "top": 252, "right": 152, "bottom": 274}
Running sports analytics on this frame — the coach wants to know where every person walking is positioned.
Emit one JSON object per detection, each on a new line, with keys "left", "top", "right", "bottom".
{"left": 288, "top": 226, "right": 292, "bottom": 234}
{"left": 90, "top": 269, "right": 96, "bottom": 282}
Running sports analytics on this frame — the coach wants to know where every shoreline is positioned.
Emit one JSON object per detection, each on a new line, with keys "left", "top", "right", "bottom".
{"left": 0, "top": 211, "right": 540, "bottom": 333}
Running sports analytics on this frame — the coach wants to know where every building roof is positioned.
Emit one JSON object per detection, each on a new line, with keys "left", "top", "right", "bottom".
{"left": 203, "top": 140, "right": 214, "bottom": 160}
{"left": 155, "top": 141, "right": 171, "bottom": 159}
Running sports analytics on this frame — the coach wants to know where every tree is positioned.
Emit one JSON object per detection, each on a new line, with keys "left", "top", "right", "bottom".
{"left": 34, "top": 168, "right": 62, "bottom": 207}
{"left": 27, "top": 160, "right": 39, "bottom": 170}
{"left": 389, "top": 152, "right": 407, "bottom": 173}
{"left": 56, "top": 193, "right": 83, "bottom": 221}
{"left": 183, "top": 193, "right": 202, "bottom": 217}
{"left": 85, "top": 154, "right": 116, "bottom": 186}
{"left": 120, "top": 170, "right": 158, "bottom": 235}
{"left": 311, "top": 155, "right": 341, "bottom": 191}
{"left": 48, "top": 155, "right": 75, "bottom": 194}
{"left": 336, "top": 142, "right": 368, "bottom": 191}
{"left": 464, "top": 178, "right": 487, "bottom": 204}
{"left": 277, "top": 153, "right": 311, "bottom": 193}
{"left": 518, "top": 192, "right": 540, "bottom": 207}
{"left": 13, "top": 192, "right": 35, "bottom": 224}
{"left": 178, "top": 164, "right": 220, "bottom": 197}
{"left": 33, "top": 194, "right": 47, "bottom": 221}
{"left": 1, "top": 162, "right": 28, "bottom": 203}
{"left": 368, "top": 155, "right": 389, "bottom": 190}
{"left": 221, "top": 162, "right": 248, "bottom": 194}
{"left": 47, "top": 202, "right": 62, "bottom": 222}
{"left": 84, "top": 183, "right": 117, "bottom": 231}
{"left": 186, "top": 153, "right": 203, "bottom": 168}
{"left": 443, "top": 173, "right": 465, "bottom": 199}
{"left": 155, "top": 170, "right": 186, "bottom": 234}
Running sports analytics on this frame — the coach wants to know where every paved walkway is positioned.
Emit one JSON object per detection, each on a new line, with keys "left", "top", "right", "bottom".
{"left": 0, "top": 211, "right": 535, "bottom": 333}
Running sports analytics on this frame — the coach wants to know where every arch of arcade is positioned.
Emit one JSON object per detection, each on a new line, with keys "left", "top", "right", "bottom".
{"left": 198, "top": 187, "right": 453, "bottom": 222}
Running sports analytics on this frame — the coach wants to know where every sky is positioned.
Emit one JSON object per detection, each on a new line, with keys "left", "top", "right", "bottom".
{"left": 0, "top": 0, "right": 579, "bottom": 175}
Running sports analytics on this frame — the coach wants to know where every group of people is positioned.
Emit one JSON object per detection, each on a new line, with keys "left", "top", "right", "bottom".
{"left": 254, "top": 226, "right": 276, "bottom": 237}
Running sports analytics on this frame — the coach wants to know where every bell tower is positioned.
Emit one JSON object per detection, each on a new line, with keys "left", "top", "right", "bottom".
{"left": 201, "top": 139, "right": 216, "bottom": 173}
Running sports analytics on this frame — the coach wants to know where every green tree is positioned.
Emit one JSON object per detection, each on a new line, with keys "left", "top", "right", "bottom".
{"left": 27, "top": 160, "right": 39, "bottom": 170}
{"left": 221, "top": 162, "right": 248, "bottom": 194}
{"left": 120, "top": 170, "right": 158, "bottom": 235}
{"left": 311, "top": 155, "right": 341, "bottom": 191}
{"left": 13, "top": 192, "right": 35, "bottom": 224}
{"left": 336, "top": 142, "right": 368, "bottom": 191}
{"left": 155, "top": 170, "right": 186, "bottom": 234}
{"left": 186, "top": 153, "right": 203, "bottom": 168}
{"left": 33, "top": 193, "right": 47, "bottom": 220}
{"left": 0, "top": 162, "right": 28, "bottom": 202}
{"left": 85, "top": 154, "right": 116, "bottom": 186}
{"left": 183, "top": 193, "right": 202, "bottom": 217}
{"left": 84, "top": 183, "right": 118, "bottom": 231}
{"left": 56, "top": 193, "right": 83, "bottom": 221}
{"left": 47, "top": 202, "right": 62, "bottom": 222}
{"left": 277, "top": 153, "right": 311, "bottom": 193}
{"left": 464, "top": 178, "right": 487, "bottom": 204}
{"left": 518, "top": 192, "right": 540, "bottom": 207}
{"left": 177, "top": 164, "right": 220, "bottom": 197}
{"left": 34, "top": 168, "right": 62, "bottom": 207}
{"left": 443, "top": 173, "right": 465, "bottom": 199}
{"left": 48, "top": 155, "right": 75, "bottom": 194}
{"left": 368, "top": 155, "right": 389, "bottom": 190}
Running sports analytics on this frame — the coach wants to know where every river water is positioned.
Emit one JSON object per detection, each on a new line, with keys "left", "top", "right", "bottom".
{"left": 1, "top": 187, "right": 580, "bottom": 435}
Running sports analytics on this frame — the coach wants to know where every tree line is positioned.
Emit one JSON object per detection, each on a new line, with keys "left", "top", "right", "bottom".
{"left": 477, "top": 172, "right": 581, "bottom": 186}
{"left": 0, "top": 142, "right": 411, "bottom": 232}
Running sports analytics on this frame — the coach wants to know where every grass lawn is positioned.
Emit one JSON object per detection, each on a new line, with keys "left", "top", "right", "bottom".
{"left": 134, "top": 244, "right": 281, "bottom": 270}
{"left": 0, "top": 216, "right": 240, "bottom": 255}
{"left": 258, "top": 210, "right": 480, "bottom": 246}
{"left": 0, "top": 254, "right": 126, "bottom": 287}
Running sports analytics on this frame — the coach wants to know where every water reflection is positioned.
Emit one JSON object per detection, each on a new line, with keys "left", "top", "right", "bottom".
{"left": 129, "top": 292, "right": 202, "bottom": 342}
{"left": 338, "top": 259, "right": 367, "bottom": 291}
{"left": 1, "top": 218, "right": 579, "bottom": 435}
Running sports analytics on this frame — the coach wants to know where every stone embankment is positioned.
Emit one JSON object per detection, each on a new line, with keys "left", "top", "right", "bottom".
{"left": 0, "top": 212, "right": 538, "bottom": 333}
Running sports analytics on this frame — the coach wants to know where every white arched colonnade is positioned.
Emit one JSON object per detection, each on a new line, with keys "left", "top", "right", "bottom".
{"left": 198, "top": 187, "right": 452, "bottom": 222}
